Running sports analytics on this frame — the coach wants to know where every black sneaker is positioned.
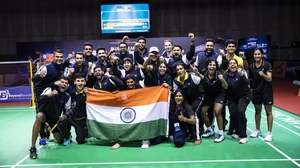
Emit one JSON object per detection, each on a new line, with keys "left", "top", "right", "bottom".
{"left": 29, "top": 147, "right": 38, "bottom": 159}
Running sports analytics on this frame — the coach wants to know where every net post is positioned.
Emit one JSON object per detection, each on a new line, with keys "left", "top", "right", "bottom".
{"left": 29, "top": 60, "right": 36, "bottom": 107}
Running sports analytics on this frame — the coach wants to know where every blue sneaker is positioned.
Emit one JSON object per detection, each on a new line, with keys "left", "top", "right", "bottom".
{"left": 214, "top": 134, "right": 225, "bottom": 143}
{"left": 39, "top": 139, "right": 47, "bottom": 145}
{"left": 63, "top": 136, "right": 72, "bottom": 146}
{"left": 202, "top": 129, "right": 215, "bottom": 138}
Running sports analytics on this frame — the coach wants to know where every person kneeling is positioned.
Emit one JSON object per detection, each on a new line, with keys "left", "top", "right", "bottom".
{"left": 58, "top": 74, "right": 89, "bottom": 145}
{"left": 29, "top": 77, "right": 71, "bottom": 159}
{"left": 172, "top": 90, "right": 202, "bottom": 147}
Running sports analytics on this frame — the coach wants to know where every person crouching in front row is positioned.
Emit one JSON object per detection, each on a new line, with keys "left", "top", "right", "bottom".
{"left": 172, "top": 90, "right": 202, "bottom": 147}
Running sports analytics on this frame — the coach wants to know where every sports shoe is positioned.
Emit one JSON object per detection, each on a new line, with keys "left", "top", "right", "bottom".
{"left": 63, "top": 136, "right": 72, "bottom": 146}
{"left": 239, "top": 138, "right": 248, "bottom": 144}
{"left": 264, "top": 132, "right": 273, "bottom": 142}
{"left": 202, "top": 129, "right": 215, "bottom": 138}
{"left": 232, "top": 133, "right": 239, "bottom": 139}
{"left": 250, "top": 129, "right": 262, "bottom": 138}
{"left": 39, "top": 138, "right": 47, "bottom": 145}
{"left": 29, "top": 147, "right": 37, "bottom": 159}
{"left": 141, "top": 140, "right": 150, "bottom": 149}
{"left": 214, "top": 134, "right": 225, "bottom": 143}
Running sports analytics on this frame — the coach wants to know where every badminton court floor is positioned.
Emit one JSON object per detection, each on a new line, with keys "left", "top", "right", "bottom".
{"left": 0, "top": 105, "right": 299, "bottom": 168}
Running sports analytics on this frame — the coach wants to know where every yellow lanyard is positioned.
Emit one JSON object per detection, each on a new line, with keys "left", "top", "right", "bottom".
{"left": 75, "top": 89, "right": 84, "bottom": 95}
{"left": 98, "top": 81, "right": 102, "bottom": 89}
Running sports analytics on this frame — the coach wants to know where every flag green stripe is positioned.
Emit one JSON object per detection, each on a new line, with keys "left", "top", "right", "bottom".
{"left": 87, "top": 119, "right": 167, "bottom": 142}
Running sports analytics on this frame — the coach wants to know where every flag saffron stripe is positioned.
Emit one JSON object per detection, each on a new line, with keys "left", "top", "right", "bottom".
{"left": 87, "top": 86, "right": 169, "bottom": 107}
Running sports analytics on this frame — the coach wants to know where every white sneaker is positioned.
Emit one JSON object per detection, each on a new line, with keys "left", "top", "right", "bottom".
{"left": 214, "top": 134, "right": 225, "bottom": 143}
{"left": 239, "top": 138, "right": 248, "bottom": 144}
{"left": 141, "top": 140, "right": 150, "bottom": 149}
{"left": 264, "top": 132, "right": 273, "bottom": 142}
{"left": 232, "top": 133, "right": 239, "bottom": 139}
{"left": 202, "top": 129, "right": 215, "bottom": 138}
{"left": 250, "top": 129, "right": 262, "bottom": 138}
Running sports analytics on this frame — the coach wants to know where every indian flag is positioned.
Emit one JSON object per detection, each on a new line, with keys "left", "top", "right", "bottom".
{"left": 86, "top": 86, "right": 170, "bottom": 142}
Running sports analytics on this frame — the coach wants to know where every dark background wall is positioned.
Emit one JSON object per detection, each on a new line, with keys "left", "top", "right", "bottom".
{"left": 0, "top": 0, "right": 299, "bottom": 56}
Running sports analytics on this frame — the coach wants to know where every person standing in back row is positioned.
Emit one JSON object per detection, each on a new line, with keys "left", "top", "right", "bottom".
{"left": 31, "top": 48, "right": 67, "bottom": 146}
{"left": 248, "top": 48, "right": 274, "bottom": 142}
{"left": 224, "top": 59, "right": 251, "bottom": 144}
{"left": 217, "top": 39, "right": 244, "bottom": 132}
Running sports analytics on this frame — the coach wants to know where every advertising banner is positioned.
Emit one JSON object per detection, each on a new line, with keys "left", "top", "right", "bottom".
{"left": 0, "top": 86, "right": 31, "bottom": 103}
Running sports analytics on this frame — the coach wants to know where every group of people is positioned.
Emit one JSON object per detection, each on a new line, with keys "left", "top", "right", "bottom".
{"left": 28, "top": 34, "right": 274, "bottom": 159}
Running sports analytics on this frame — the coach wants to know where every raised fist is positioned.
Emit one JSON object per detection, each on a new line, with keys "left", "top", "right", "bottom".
{"left": 218, "top": 74, "right": 224, "bottom": 80}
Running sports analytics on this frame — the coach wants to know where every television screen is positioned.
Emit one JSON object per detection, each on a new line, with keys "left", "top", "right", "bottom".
{"left": 101, "top": 3, "right": 150, "bottom": 34}
{"left": 238, "top": 35, "right": 271, "bottom": 59}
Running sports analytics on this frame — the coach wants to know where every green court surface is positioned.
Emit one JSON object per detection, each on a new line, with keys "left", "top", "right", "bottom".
{"left": 0, "top": 105, "right": 299, "bottom": 168}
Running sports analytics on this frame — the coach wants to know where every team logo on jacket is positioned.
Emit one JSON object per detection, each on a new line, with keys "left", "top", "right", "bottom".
{"left": 120, "top": 107, "right": 136, "bottom": 123}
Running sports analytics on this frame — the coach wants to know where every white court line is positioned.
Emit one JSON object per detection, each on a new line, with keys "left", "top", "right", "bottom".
{"left": 4, "top": 158, "right": 300, "bottom": 167}
{"left": 226, "top": 110, "right": 300, "bottom": 167}
{"left": 11, "top": 145, "right": 44, "bottom": 168}
{"left": 248, "top": 121, "right": 267, "bottom": 124}
{"left": 246, "top": 127, "right": 300, "bottom": 167}
{"left": 247, "top": 107, "right": 300, "bottom": 137}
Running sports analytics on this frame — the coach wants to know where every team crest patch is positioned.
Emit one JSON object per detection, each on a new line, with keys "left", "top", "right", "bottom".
{"left": 120, "top": 107, "right": 136, "bottom": 123}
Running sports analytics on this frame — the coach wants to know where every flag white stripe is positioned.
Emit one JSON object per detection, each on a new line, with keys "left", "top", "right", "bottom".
{"left": 165, "top": 91, "right": 171, "bottom": 137}
{"left": 87, "top": 102, "right": 168, "bottom": 125}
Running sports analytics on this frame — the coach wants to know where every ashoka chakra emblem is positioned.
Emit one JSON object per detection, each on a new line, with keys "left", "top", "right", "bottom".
{"left": 120, "top": 107, "right": 136, "bottom": 123}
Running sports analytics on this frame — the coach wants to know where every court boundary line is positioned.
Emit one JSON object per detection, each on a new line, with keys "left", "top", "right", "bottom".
{"left": 2, "top": 158, "right": 300, "bottom": 167}
{"left": 11, "top": 145, "right": 44, "bottom": 168}
{"left": 227, "top": 110, "right": 300, "bottom": 167}
{"left": 6, "top": 107, "right": 300, "bottom": 167}
{"left": 247, "top": 107, "right": 300, "bottom": 137}
{"left": 248, "top": 121, "right": 267, "bottom": 124}
{"left": 246, "top": 127, "right": 300, "bottom": 167}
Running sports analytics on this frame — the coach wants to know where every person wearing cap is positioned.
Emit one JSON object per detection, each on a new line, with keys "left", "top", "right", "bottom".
{"left": 172, "top": 90, "right": 202, "bottom": 147}
{"left": 143, "top": 46, "right": 161, "bottom": 73}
